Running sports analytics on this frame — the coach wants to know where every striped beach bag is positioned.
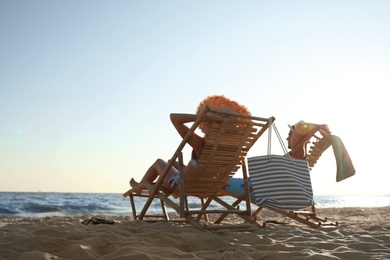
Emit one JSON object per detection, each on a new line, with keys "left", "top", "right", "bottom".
{"left": 248, "top": 121, "right": 313, "bottom": 211}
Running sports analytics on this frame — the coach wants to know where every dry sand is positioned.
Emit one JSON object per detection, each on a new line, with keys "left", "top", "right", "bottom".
{"left": 0, "top": 206, "right": 389, "bottom": 260}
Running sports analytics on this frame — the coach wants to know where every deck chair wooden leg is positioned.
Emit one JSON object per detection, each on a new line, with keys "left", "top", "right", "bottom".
{"left": 159, "top": 198, "right": 169, "bottom": 221}
{"left": 242, "top": 160, "right": 252, "bottom": 216}
{"left": 296, "top": 210, "right": 338, "bottom": 227}
{"left": 178, "top": 152, "right": 187, "bottom": 218}
{"left": 214, "top": 196, "right": 244, "bottom": 224}
{"left": 210, "top": 195, "right": 259, "bottom": 226}
{"left": 129, "top": 194, "right": 137, "bottom": 220}
{"left": 141, "top": 181, "right": 205, "bottom": 230}
{"left": 200, "top": 198, "right": 209, "bottom": 222}
{"left": 195, "top": 198, "right": 212, "bottom": 222}
{"left": 216, "top": 175, "right": 257, "bottom": 223}
{"left": 251, "top": 206, "right": 264, "bottom": 219}
{"left": 262, "top": 207, "right": 337, "bottom": 228}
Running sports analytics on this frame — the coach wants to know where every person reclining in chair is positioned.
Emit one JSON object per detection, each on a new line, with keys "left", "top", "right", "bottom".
{"left": 226, "top": 120, "right": 330, "bottom": 198}
{"left": 123, "top": 95, "right": 252, "bottom": 196}
{"left": 287, "top": 120, "right": 330, "bottom": 159}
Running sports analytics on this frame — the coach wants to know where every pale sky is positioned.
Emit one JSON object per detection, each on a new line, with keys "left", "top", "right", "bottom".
{"left": 1, "top": 1, "right": 389, "bottom": 195}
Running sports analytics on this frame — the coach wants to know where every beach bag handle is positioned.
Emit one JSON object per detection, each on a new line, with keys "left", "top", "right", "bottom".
{"left": 267, "top": 118, "right": 290, "bottom": 158}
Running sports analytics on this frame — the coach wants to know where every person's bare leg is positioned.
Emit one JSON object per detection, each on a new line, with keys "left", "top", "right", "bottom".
{"left": 124, "top": 159, "right": 179, "bottom": 197}
{"left": 124, "top": 160, "right": 162, "bottom": 196}
{"left": 131, "top": 159, "right": 168, "bottom": 188}
{"left": 142, "top": 159, "right": 167, "bottom": 182}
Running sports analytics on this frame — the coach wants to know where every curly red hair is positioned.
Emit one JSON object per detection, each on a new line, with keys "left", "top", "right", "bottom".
{"left": 196, "top": 95, "right": 251, "bottom": 115}
{"left": 196, "top": 95, "right": 251, "bottom": 133}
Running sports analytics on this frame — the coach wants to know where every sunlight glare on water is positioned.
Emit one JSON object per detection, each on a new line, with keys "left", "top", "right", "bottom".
{"left": 315, "top": 195, "right": 390, "bottom": 208}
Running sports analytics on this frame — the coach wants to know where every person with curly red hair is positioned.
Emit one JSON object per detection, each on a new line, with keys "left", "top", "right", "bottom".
{"left": 124, "top": 95, "right": 251, "bottom": 195}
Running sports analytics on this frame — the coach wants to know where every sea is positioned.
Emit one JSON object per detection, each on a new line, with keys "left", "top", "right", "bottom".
{"left": 0, "top": 192, "right": 389, "bottom": 219}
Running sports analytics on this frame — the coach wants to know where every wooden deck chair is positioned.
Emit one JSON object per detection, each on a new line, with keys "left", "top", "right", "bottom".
{"left": 221, "top": 124, "right": 338, "bottom": 228}
{"left": 123, "top": 106, "right": 274, "bottom": 231}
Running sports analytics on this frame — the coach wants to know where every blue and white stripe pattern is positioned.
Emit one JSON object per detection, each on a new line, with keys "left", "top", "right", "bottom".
{"left": 248, "top": 155, "right": 313, "bottom": 211}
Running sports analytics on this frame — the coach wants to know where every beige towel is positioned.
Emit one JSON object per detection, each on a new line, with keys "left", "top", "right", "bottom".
{"left": 331, "top": 135, "right": 356, "bottom": 182}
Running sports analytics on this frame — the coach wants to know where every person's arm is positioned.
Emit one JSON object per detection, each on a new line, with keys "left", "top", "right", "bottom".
{"left": 289, "top": 131, "right": 308, "bottom": 159}
{"left": 170, "top": 113, "right": 204, "bottom": 157}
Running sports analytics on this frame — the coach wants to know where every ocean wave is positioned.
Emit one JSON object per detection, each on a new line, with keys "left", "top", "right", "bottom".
{"left": 0, "top": 192, "right": 389, "bottom": 219}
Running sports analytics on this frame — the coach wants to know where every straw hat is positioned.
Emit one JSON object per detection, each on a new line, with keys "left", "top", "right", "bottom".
{"left": 196, "top": 95, "right": 251, "bottom": 133}
{"left": 288, "top": 120, "right": 306, "bottom": 131}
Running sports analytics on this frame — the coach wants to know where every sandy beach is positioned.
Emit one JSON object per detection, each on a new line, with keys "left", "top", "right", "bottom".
{"left": 0, "top": 206, "right": 389, "bottom": 260}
